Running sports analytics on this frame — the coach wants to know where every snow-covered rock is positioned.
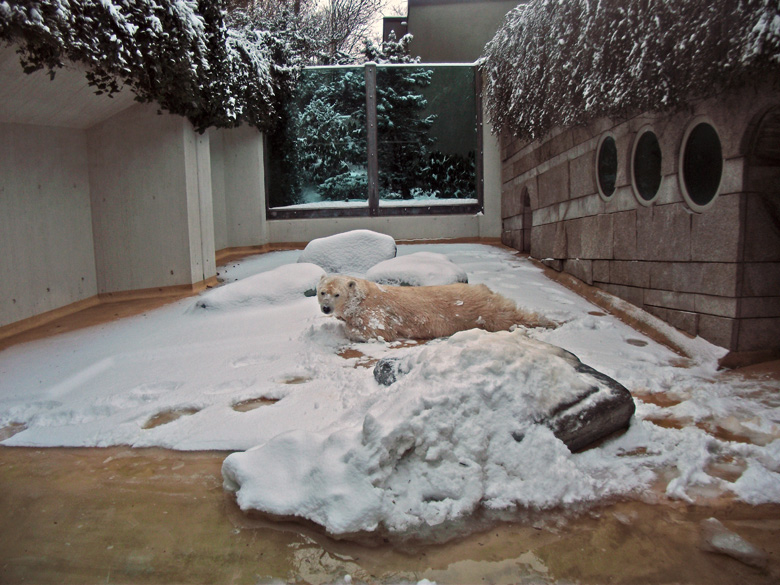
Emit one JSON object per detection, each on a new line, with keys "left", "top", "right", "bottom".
{"left": 297, "top": 230, "right": 397, "bottom": 274}
{"left": 194, "top": 263, "right": 325, "bottom": 310}
{"left": 365, "top": 252, "right": 468, "bottom": 286}
{"left": 222, "top": 330, "right": 637, "bottom": 537}
{"left": 373, "top": 346, "right": 636, "bottom": 453}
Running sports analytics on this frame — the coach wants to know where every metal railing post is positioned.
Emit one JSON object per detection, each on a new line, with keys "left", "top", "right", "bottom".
{"left": 365, "top": 62, "right": 379, "bottom": 216}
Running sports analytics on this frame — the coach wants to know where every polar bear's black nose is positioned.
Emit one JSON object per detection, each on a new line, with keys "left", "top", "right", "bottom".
{"left": 321, "top": 305, "right": 331, "bottom": 314}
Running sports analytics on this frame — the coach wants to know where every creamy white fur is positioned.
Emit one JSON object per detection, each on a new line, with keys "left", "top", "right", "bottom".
{"left": 317, "top": 274, "right": 556, "bottom": 342}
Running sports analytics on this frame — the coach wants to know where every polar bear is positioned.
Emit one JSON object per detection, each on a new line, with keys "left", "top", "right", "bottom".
{"left": 316, "top": 274, "right": 556, "bottom": 342}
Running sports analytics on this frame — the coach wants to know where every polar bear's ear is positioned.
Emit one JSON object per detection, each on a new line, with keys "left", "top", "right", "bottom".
{"left": 348, "top": 280, "right": 356, "bottom": 289}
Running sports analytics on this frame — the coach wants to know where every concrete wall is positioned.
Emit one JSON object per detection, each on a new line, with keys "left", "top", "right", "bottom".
{"left": 87, "top": 104, "right": 216, "bottom": 294}
{"left": 499, "top": 84, "right": 780, "bottom": 357}
{"left": 210, "top": 130, "right": 229, "bottom": 251}
{"left": 0, "top": 123, "right": 98, "bottom": 327}
{"left": 211, "top": 126, "right": 268, "bottom": 249}
{"left": 407, "top": 0, "right": 520, "bottom": 63}
{"left": 480, "top": 116, "right": 502, "bottom": 237}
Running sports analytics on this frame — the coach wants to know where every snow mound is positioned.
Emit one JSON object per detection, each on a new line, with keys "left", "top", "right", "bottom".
{"left": 194, "top": 263, "right": 325, "bottom": 310}
{"left": 297, "top": 230, "right": 397, "bottom": 274}
{"left": 365, "top": 252, "right": 468, "bottom": 286}
{"left": 222, "top": 330, "right": 630, "bottom": 537}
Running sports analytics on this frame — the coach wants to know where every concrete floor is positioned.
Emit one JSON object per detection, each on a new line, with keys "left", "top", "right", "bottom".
{"left": 1, "top": 446, "right": 779, "bottom": 584}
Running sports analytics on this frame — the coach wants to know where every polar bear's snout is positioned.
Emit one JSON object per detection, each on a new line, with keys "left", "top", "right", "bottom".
{"left": 320, "top": 302, "right": 332, "bottom": 314}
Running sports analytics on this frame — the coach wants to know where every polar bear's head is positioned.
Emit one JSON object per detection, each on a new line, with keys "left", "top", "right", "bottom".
{"left": 317, "top": 275, "right": 361, "bottom": 317}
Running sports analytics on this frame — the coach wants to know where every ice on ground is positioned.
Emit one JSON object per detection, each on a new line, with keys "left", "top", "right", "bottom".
{"left": 365, "top": 251, "right": 468, "bottom": 286}
{"left": 700, "top": 517, "right": 769, "bottom": 569}
{"left": 298, "top": 229, "right": 396, "bottom": 274}
{"left": 1, "top": 240, "right": 779, "bottom": 541}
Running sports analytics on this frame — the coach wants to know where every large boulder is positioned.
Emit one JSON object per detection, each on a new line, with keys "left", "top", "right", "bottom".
{"left": 194, "top": 263, "right": 325, "bottom": 310}
{"left": 366, "top": 252, "right": 468, "bottom": 286}
{"left": 298, "top": 230, "right": 396, "bottom": 274}
{"left": 373, "top": 343, "right": 635, "bottom": 453}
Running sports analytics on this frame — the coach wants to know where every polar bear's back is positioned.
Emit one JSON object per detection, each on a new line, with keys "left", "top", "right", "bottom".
{"left": 344, "top": 278, "right": 549, "bottom": 341}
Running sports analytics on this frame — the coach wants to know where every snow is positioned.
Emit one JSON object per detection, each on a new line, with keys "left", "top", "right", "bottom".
{"left": 1, "top": 240, "right": 779, "bottom": 540}
{"left": 194, "top": 263, "right": 325, "bottom": 310}
{"left": 365, "top": 252, "right": 467, "bottom": 286}
{"left": 297, "top": 229, "right": 397, "bottom": 274}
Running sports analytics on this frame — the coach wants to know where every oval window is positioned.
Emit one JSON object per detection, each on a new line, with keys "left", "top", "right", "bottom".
{"left": 632, "top": 128, "right": 662, "bottom": 204}
{"left": 597, "top": 134, "right": 618, "bottom": 199}
{"left": 680, "top": 121, "right": 723, "bottom": 211}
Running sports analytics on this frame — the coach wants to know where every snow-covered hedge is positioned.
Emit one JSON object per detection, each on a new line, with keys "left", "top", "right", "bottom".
{"left": 482, "top": 0, "right": 780, "bottom": 140}
{"left": 0, "top": 0, "right": 299, "bottom": 132}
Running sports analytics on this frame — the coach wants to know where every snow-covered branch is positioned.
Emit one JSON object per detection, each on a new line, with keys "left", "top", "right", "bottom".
{"left": 0, "top": 0, "right": 304, "bottom": 132}
{"left": 482, "top": 0, "right": 780, "bottom": 140}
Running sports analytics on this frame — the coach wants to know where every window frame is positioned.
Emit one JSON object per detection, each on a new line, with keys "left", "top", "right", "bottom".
{"left": 678, "top": 116, "right": 724, "bottom": 213}
{"left": 265, "top": 63, "right": 484, "bottom": 220}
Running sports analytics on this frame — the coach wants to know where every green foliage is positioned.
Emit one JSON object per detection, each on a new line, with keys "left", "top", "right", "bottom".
{"left": 318, "top": 171, "right": 368, "bottom": 201}
{"left": 417, "top": 151, "right": 476, "bottom": 200}
{"left": 376, "top": 65, "right": 436, "bottom": 199}
{"left": 483, "top": 0, "right": 780, "bottom": 140}
{"left": 297, "top": 68, "right": 367, "bottom": 184}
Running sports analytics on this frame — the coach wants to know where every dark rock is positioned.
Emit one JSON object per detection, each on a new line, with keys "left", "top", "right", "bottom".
{"left": 374, "top": 357, "right": 403, "bottom": 386}
{"left": 373, "top": 349, "right": 635, "bottom": 453}
{"left": 544, "top": 361, "right": 635, "bottom": 452}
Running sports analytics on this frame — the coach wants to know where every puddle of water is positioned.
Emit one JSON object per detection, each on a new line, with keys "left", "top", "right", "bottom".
{"left": 588, "top": 311, "right": 607, "bottom": 316}
{"left": 142, "top": 408, "right": 201, "bottom": 429}
{"left": 338, "top": 340, "right": 428, "bottom": 369}
{"left": 634, "top": 391, "right": 685, "bottom": 409}
{"left": 337, "top": 348, "right": 379, "bottom": 369}
{"left": 645, "top": 415, "right": 776, "bottom": 449}
{"left": 706, "top": 455, "right": 748, "bottom": 483}
{"left": 232, "top": 397, "right": 279, "bottom": 412}
{"left": 1, "top": 446, "right": 779, "bottom": 584}
{"left": 626, "top": 338, "right": 648, "bottom": 347}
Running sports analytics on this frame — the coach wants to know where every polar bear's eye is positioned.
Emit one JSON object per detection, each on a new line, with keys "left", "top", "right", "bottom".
{"left": 334, "top": 294, "right": 340, "bottom": 298}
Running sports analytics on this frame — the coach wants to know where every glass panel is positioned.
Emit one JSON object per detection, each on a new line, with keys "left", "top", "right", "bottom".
{"left": 376, "top": 65, "right": 478, "bottom": 206}
{"left": 267, "top": 67, "right": 368, "bottom": 209}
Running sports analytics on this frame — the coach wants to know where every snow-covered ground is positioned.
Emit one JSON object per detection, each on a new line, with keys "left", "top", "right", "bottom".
{"left": 1, "top": 240, "right": 779, "bottom": 541}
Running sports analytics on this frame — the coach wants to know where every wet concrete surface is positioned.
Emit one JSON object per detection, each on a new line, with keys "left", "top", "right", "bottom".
{"left": 1, "top": 446, "right": 779, "bottom": 584}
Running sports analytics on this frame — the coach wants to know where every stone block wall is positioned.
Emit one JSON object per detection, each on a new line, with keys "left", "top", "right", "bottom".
{"left": 500, "top": 85, "right": 780, "bottom": 359}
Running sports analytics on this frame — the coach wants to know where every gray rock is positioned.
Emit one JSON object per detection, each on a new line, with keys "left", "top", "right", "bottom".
{"left": 373, "top": 357, "right": 403, "bottom": 386}
{"left": 543, "top": 361, "right": 636, "bottom": 452}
